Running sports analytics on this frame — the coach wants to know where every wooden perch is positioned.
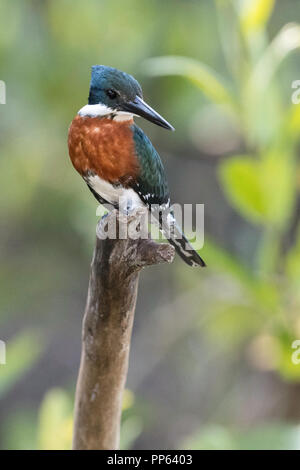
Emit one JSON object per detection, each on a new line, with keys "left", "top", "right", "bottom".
{"left": 72, "top": 210, "right": 175, "bottom": 450}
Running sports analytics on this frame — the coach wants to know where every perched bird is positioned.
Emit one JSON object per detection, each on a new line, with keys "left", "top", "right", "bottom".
{"left": 68, "top": 65, "right": 205, "bottom": 267}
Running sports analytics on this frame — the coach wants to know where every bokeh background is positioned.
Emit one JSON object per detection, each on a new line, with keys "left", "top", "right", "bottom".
{"left": 1, "top": 0, "right": 300, "bottom": 450}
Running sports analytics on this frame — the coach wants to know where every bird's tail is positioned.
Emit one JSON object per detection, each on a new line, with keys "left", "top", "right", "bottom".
{"left": 160, "top": 216, "right": 206, "bottom": 268}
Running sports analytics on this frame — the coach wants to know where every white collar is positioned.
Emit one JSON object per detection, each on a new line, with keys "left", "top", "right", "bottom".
{"left": 78, "top": 103, "right": 134, "bottom": 121}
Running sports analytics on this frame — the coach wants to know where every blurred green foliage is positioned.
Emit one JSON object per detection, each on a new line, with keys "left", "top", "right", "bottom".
{"left": 38, "top": 388, "right": 73, "bottom": 450}
{"left": 1, "top": 387, "right": 141, "bottom": 450}
{"left": 1, "top": 0, "right": 300, "bottom": 450}
{"left": 0, "top": 330, "right": 44, "bottom": 398}
{"left": 183, "top": 423, "right": 300, "bottom": 450}
{"left": 146, "top": 0, "right": 300, "bottom": 382}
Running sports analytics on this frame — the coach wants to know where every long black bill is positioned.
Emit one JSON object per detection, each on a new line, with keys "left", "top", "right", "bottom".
{"left": 120, "top": 95, "right": 175, "bottom": 131}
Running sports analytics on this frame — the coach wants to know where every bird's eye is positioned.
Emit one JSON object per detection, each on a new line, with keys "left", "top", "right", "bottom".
{"left": 106, "top": 89, "right": 118, "bottom": 99}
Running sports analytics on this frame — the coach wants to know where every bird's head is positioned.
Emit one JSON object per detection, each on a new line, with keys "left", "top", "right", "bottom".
{"left": 87, "top": 65, "right": 174, "bottom": 131}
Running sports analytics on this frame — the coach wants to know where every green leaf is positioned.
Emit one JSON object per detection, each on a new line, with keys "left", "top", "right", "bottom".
{"left": 219, "top": 153, "right": 295, "bottom": 228}
{"left": 38, "top": 388, "right": 73, "bottom": 450}
{"left": 218, "top": 155, "right": 265, "bottom": 224}
{"left": 239, "top": 0, "right": 275, "bottom": 35}
{"left": 259, "top": 151, "right": 295, "bottom": 228}
{"left": 275, "top": 331, "right": 300, "bottom": 382}
{"left": 242, "top": 24, "right": 300, "bottom": 145}
{"left": 286, "top": 103, "right": 300, "bottom": 141}
{"left": 143, "top": 56, "right": 236, "bottom": 109}
{"left": 247, "top": 23, "right": 300, "bottom": 97}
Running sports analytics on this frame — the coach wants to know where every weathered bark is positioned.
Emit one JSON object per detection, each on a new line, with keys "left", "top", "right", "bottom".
{"left": 72, "top": 210, "right": 175, "bottom": 450}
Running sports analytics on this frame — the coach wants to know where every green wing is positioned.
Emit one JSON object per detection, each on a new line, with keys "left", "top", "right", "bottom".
{"left": 131, "top": 124, "right": 170, "bottom": 207}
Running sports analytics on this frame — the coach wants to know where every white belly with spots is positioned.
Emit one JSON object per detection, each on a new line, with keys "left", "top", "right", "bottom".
{"left": 86, "top": 174, "right": 145, "bottom": 211}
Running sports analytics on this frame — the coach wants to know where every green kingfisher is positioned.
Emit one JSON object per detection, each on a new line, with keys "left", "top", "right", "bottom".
{"left": 68, "top": 65, "right": 205, "bottom": 267}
